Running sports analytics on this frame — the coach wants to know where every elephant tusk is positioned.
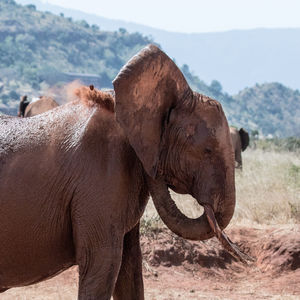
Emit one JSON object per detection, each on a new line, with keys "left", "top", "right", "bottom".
{"left": 203, "top": 204, "right": 255, "bottom": 264}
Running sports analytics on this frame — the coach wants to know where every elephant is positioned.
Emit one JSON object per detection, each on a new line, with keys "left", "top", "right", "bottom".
{"left": 18, "top": 95, "right": 30, "bottom": 117}
{"left": 230, "top": 127, "right": 250, "bottom": 169}
{"left": 18, "top": 95, "right": 59, "bottom": 117}
{"left": 0, "top": 45, "right": 250, "bottom": 299}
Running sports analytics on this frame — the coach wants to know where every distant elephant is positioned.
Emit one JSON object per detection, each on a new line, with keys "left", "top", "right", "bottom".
{"left": 18, "top": 96, "right": 59, "bottom": 117}
{"left": 18, "top": 95, "right": 30, "bottom": 117}
{"left": 230, "top": 127, "right": 250, "bottom": 169}
{"left": 0, "top": 45, "right": 249, "bottom": 299}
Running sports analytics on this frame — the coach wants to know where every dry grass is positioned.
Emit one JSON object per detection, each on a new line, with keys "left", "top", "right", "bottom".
{"left": 233, "top": 149, "right": 300, "bottom": 225}
{"left": 142, "top": 149, "right": 300, "bottom": 231}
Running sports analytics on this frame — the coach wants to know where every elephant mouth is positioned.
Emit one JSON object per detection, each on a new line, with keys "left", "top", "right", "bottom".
{"left": 167, "top": 184, "right": 176, "bottom": 189}
{"left": 148, "top": 176, "right": 253, "bottom": 264}
{"left": 167, "top": 184, "right": 186, "bottom": 194}
{"left": 203, "top": 204, "right": 254, "bottom": 264}
{"left": 165, "top": 177, "right": 190, "bottom": 194}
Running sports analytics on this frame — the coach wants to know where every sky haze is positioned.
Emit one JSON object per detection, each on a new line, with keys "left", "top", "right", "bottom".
{"left": 39, "top": 0, "right": 300, "bottom": 33}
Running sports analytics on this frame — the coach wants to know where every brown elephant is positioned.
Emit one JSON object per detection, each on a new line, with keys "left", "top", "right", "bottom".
{"left": 230, "top": 127, "right": 250, "bottom": 169}
{"left": 18, "top": 96, "right": 59, "bottom": 117}
{"left": 0, "top": 45, "right": 249, "bottom": 299}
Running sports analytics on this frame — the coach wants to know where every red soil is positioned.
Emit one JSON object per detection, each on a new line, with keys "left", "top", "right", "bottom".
{"left": 142, "top": 225, "right": 300, "bottom": 299}
{"left": 2, "top": 225, "right": 299, "bottom": 299}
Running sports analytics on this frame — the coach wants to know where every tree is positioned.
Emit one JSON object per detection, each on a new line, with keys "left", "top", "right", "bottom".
{"left": 210, "top": 80, "right": 222, "bottom": 94}
{"left": 118, "top": 28, "right": 127, "bottom": 35}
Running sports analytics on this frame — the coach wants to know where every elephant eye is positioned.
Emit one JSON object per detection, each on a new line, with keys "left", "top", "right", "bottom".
{"left": 204, "top": 148, "right": 212, "bottom": 155}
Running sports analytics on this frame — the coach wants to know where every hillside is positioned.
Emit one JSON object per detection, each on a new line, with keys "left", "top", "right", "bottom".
{"left": 232, "top": 83, "right": 300, "bottom": 137}
{"left": 0, "top": 0, "right": 299, "bottom": 137}
{"left": 16, "top": 0, "right": 300, "bottom": 94}
{"left": 0, "top": 0, "right": 151, "bottom": 113}
{"left": 181, "top": 66, "right": 300, "bottom": 137}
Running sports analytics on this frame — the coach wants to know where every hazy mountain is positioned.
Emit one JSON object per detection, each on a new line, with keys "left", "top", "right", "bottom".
{"left": 16, "top": 0, "right": 300, "bottom": 94}
{"left": 1, "top": 0, "right": 299, "bottom": 137}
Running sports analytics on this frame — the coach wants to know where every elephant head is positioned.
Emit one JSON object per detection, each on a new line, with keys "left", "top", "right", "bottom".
{"left": 239, "top": 128, "right": 249, "bottom": 152}
{"left": 230, "top": 127, "right": 250, "bottom": 169}
{"left": 113, "top": 45, "right": 250, "bottom": 262}
{"left": 18, "top": 95, "right": 30, "bottom": 117}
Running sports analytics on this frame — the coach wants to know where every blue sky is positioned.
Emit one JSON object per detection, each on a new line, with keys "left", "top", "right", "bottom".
{"left": 39, "top": 0, "right": 300, "bottom": 33}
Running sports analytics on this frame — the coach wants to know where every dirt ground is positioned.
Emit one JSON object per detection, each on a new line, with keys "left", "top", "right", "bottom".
{"left": 2, "top": 225, "right": 300, "bottom": 300}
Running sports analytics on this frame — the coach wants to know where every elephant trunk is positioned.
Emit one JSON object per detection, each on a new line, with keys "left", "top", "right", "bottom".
{"left": 147, "top": 176, "right": 214, "bottom": 240}
{"left": 147, "top": 176, "right": 252, "bottom": 263}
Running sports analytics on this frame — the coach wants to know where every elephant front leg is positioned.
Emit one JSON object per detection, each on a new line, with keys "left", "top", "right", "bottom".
{"left": 77, "top": 243, "right": 123, "bottom": 300}
{"left": 72, "top": 215, "right": 124, "bottom": 299}
{"left": 72, "top": 197, "right": 125, "bottom": 299}
{"left": 113, "top": 222, "right": 144, "bottom": 300}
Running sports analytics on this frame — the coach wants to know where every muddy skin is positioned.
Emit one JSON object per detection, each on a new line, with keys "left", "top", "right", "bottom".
{"left": 0, "top": 45, "right": 239, "bottom": 299}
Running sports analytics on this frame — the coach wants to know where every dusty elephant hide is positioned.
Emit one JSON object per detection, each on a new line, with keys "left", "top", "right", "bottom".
{"left": 0, "top": 45, "right": 240, "bottom": 299}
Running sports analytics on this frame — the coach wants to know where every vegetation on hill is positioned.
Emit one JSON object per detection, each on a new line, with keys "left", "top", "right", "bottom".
{"left": 183, "top": 65, "right": 300, "bottom": 138}
{"left": 232, "top": 83, "right": 300, "bottom": 137}
{"left": 17, "top": 0, "right": 300, "bottom": 94}
{"left": 0, "top": 0, "right": 299, "bottom": 138}
{"left": 0, "top": 0, "right": 151, "bottom": 113}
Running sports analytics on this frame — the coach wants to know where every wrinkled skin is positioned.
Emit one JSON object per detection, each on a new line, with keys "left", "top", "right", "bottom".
{"left": 20, "top": 96, "right": 59, "bottom": 117}
{"left": 230, "top": 127, "right": 250, "bottom": 169}
{"left": 0, "top": 45, "right": 237, "bottom": 299}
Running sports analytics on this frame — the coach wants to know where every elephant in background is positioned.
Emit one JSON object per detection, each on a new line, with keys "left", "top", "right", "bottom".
{"left": 18, "top": 95, "right": 30, "bottom": 117}
{"left": 0, "top": 45, "right": 250, "bottom": 299}
{"left": 230, "top": 127, "right": 250, "bottom": 169}
{"left": 18, "top": 95, "right": 58, "bottom": 117}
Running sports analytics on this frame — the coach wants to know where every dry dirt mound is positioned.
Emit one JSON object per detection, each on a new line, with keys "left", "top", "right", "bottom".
{"left": 2, "top": 225, "right": 299, "bottom": 299}
{"left": 255, "top": 227, "right": 300, "bottom": 273}
{"left": 141, "top": 225, "right": 300, "bottom": 277}
{"left": 141, "top": 225, "right": 300, "bottom": 299}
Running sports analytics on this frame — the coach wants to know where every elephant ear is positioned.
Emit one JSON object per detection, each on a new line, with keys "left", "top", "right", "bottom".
{"left": 113, "top": 44, "right": 191, "bottom": 178}
{"left": 239, "top": 128, "right": 249, "bottom": 151}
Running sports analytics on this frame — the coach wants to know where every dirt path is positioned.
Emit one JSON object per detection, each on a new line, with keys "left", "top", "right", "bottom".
{"left": 2, "top": 225, "right": 300, "bottom": 299}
